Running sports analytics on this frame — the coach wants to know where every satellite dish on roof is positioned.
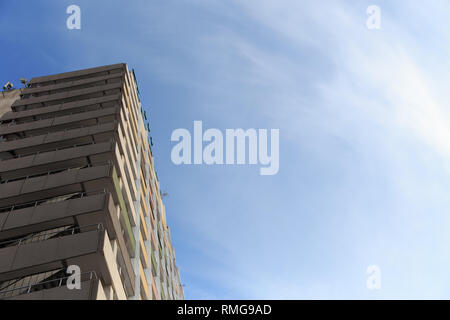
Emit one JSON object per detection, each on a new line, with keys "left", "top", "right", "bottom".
{"left": 2, "top": 82, "right": 13, "bottom": 91}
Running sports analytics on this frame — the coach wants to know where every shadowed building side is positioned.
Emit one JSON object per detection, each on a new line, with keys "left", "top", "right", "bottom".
{"left": 0, "top": 90, "right": 21, "bottom": 118}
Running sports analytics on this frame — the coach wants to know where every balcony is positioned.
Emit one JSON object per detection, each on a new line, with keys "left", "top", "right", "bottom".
{"left": 0, "top": 94, "right": 121, "bottom": 124}
{"left": 0, "top": 164, "right": 112, "bottom": 208}
{"left": 0, "top": 192, "right": 113, "bottom": 241}
{"left": 0, "top": 163, "right": 136, "bottom": 256}
{"left": 0, "top": 141, "right": 116, "bottom": 183}
{"left": 0, "top": 224, "right": 130, "bottom": 298}
{"left": 21, "top": 73, "right": 124, "bottom": 99}
{"left": 0, "top": 122, "right": 118, "bottom": 161}
{"left": 0, "top": 191, "right": 135, "bottom": 294}
{"left": 0, "top": 271, "right": 103, "bottom": 300}
{"left": 11, "top": 82, "right": 124, "bottom": 112}
{"left": 0, "top": 106, "right": 120, "bottom": 139}
{"left": 28, "top": 64, "right": 125, "bottom": 88}
{"left": 0, "top": 224, "right": 102, "bottom": 279}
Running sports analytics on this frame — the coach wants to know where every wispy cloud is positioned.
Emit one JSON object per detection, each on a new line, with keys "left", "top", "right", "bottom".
{"left": 159, "top": 0, "right": 450, "bottom": 298}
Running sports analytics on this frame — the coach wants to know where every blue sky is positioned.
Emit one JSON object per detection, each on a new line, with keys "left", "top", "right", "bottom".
{"left": 2, "top": 0, "right": 450, "bottom": 299}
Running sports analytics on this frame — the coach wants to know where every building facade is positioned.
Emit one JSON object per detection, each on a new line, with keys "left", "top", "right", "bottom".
{"left": 0, "top": 64, "right": 184, "bottom": 300}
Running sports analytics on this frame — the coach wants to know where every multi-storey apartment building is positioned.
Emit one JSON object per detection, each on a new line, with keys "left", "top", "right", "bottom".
{"left": 0, "top": 64, "right": 184, "bottom": 300}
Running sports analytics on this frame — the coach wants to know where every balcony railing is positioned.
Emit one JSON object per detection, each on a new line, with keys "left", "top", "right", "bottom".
{"left": 0, "top": 271, "right": 98, "bottom": 300}
{"left": 0, "top": 161, "right": 113, "bottom": 184}
{"left": 10, "top": 141, "right": 97, "bottom": 159}
{"left": 0, "top": 190, "right": 108, "bottom": 214}
{"left": 0, "top": 223, "right": 104, "bottom": 249}
{"left": 0, "top": 103, "right": 116, "bottom": 127}
{"left": 3, "top": 119, "right": 118, "bottom": 142}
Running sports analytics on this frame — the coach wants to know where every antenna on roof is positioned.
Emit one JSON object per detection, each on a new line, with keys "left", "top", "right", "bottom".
{"left": 19, "top": 78, "right": 29, "bottom": 88}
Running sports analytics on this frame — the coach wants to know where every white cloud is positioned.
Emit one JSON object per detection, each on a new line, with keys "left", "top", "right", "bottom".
{"left": 179, "top": 0, "right": 450, "bottom": 298}
{"left": 128, "top": 0, "right": 450, "bottom": 298}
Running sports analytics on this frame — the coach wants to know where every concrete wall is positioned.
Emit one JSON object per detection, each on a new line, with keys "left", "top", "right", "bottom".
{"left": 0, "top": 90, "right": 21, "bottom": 118}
